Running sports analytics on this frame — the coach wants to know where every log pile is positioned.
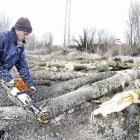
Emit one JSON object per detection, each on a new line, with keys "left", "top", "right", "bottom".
{"left": 2, "top": 52, "right": 140, "bottom": 139}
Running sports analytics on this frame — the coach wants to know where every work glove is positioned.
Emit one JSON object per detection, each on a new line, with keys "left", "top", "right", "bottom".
{"left": 30, "top": 86, "right": 36, "bottom": 93}
{"left": 5, "top": 79, "right": 14, "bottom": 87}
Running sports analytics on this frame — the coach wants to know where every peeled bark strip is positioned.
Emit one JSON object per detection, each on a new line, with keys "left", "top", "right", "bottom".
{"left": 65, "top": 63, "right": 92, "bottom": 71}
{"left": 36, "top": 70, "right": 140, "bottom": 121}
{"left": 32, "top": 71, "right": 114, "bottom": 102}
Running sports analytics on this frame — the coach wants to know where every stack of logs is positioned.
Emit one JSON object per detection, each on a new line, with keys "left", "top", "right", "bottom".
{"left": 9, "top": 56, "right": 140, "bottom": 124}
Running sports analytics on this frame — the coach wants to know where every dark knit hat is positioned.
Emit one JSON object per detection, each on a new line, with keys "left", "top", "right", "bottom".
{"left": 14, "top": 17, "right": 32, "bottom": 33}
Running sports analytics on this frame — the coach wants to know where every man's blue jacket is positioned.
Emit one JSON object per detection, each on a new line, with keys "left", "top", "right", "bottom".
{"left": 0, "top": 27, "right": 34, "bottom": 88}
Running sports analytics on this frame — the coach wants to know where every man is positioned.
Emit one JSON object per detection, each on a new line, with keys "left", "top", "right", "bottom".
{"left": 0, "top": 17, "right": 36, "bottom": 91}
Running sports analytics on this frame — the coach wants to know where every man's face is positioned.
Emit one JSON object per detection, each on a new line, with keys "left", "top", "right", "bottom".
{"left": 15, "top": 30, "right": 30, "bottom": 41}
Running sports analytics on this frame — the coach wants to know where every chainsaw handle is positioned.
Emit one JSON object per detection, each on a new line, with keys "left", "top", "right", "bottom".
{"left": 16, "top": 89, "right": 34, "bottom": 96}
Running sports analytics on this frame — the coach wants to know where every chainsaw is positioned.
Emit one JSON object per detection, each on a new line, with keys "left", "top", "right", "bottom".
{"left": 1, "top": 79, "right": 40, "bottom": 115}
{"left": 1, "top": 79, "right": 52, "bottom": 123}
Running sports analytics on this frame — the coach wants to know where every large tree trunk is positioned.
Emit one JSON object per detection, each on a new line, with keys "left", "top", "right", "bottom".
{"left": 28, "top": 62, "right": 47, "bottom": 69}
{"left": 65, "top": 63, "right": 91, "bottom": 71}
{"left": 11, "top": 71, "right": 89, "bottom": 81}
{"left": 35, "top": 69, "right": 140, "bottom": 122}
{"left": 30, "top": 71, "right": 89, "bottom": 80}
{"left": 34, "top": 80, "right": 53, "bottom": 86}
{"left": 32, "top": 71, "right": 114, "bottom": 102}
{"left": 46, "top": 62, "right": 66, "bottom": 68}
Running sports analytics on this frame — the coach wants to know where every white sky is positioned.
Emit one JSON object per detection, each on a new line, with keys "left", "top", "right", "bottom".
{"left": 0, "top": 0, "right": 138, "bottom": 45}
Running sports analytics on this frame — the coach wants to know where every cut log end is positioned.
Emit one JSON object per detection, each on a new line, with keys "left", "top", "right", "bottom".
{"left": 36, "top": 108, "right": 54, "bottom": 123}
{"left": 51, "top": 67, "right": 58, "bottom": 72}
{"left": 65, "top": 64, "right": 74, "bottom": 70}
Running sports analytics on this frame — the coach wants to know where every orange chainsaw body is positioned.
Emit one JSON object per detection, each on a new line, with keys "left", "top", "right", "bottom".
{"left": 14, "top": 79, "right": 29, "bottom": 92}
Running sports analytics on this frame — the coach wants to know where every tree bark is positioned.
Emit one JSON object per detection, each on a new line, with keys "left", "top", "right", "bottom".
{"left": 46, "top": 62, "right": 65, "bottom": 68}
{"left": 32, "top": 71, "right": 114, "bottom": 102}
{"left": 11, "top": 71, "right": 89, "bottom": 81}
{"left": 84, "top": 61, "right": 140, "bottom": 72}
{"left": 126, "top": 104, "right": 140, "bottom": 139}
{"left": 29, "top": 66, "right": 48, "bottom": 71}
{"left": 30, "top": 71, "right": 89, "bottom": 80}
{"left": 35, "top": 69, "right": 140, "bottom": 121}
{"left": 34, "top": 80, "right": 53, "bottom": 86}
{"left": 28, "top": 62, "right": 47, "bottom": 69}
{"left": 65, "top": 63, "right": 92, "bottom": 71}
{"left": 109, "top": 61, "right": 140, "bottom": 69}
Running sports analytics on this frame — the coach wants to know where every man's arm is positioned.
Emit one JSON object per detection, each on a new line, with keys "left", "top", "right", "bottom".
{"left": 0, "top": 34, "right": 13, "bottom": 82}
{"left": 15, "top": 47, "right": 34, "bottom": 88}
{"left": 0, "top": 64, "right": 13, "bottom": 82}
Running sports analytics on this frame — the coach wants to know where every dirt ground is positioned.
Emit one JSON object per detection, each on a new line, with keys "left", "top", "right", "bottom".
{"left": 0, "top": 52, "right": 140, "bottom": 139}
{"left": 0, "top": 84, "right": 138, "bottom": 140}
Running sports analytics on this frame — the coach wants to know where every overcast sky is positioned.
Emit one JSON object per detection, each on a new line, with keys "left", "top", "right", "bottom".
{"left": 0, "top": 0, "right": 138, "bottom": 45}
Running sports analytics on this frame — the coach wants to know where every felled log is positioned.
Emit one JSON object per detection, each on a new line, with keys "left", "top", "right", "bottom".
{"left": 46, "top": 62, "right": 65, "bottom": 68}
{"left": 65, "top": 63, "right": 92, "bottom": 71}
{"left": 92, "top": 89, "right": 140, "bottom": 117}
{"left": 31, "top": 71, "right": 89, "bottom": 81}
{"left": 84, "top": 65, "right": 112, "bottom": 73}
{"left": 32, "top": 71, "right": 86, "bottom": 80}
{"left": 124, "top": 59, "right": 134, "bottom": 63}
{"left": 28, "top": 62, "right": 47, "bottom": 69}
{"left": 29, "top": 66, "right": 48, "bottom": 71}
{"left": 84, "top": 60, "right": 140, "bottom": 73}
{"left": 34, "top": 80, "right": 53, "bottom": 86}
{"left": 11, "top": 71, "right": 89, "bottom": 81}
{"left": 32, "top": 71, "right": 114, "bottom": 102}
{"left": 92, "top": 77, "right": 140, "bottom": 118}
{"left": 126, "top": 104, "right": 140, "bottom": 139}
{"left": 35, "top": 69, "right": 140, "bottom": 122}
{"left": 109, "top": 61, "right": 140, "bottom": 69}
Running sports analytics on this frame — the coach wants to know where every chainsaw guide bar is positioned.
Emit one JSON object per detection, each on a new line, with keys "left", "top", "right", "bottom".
{"left": 1, "top": 80, "right": 50, "bottom": 123}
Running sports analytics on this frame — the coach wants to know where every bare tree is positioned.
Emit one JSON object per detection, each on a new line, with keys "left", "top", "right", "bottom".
{"left": 26, "top": 33, "right": 38, "bottom": 50}
{"left": 125, "top": 0, "right": 140, "bottom": 55}
{"left": 73, "top": 27, "right": 117, "bottom": 55}
{"left": 0, "top": 10, "right": 11, "bottom": 31}
{"left": 96, "top": 29, "right": 105, "bottom": 54}
{"left": 95, "top": 29, "right": 114, "bottom": 55}
{"left": 73, "top": 27, "right": 96, "bottom": 52}
{"left": 42, "top": 32, "right": 53, "bottom": 54}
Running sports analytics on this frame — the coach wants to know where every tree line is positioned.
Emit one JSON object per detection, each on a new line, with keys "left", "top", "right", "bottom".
{"left": 0, "top": 0, "right": 140, "bottom": 56}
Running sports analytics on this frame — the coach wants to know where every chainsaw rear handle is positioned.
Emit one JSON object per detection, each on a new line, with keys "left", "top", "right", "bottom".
{"left": 16, "top": 89, "right": 35, "bottom": 96}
